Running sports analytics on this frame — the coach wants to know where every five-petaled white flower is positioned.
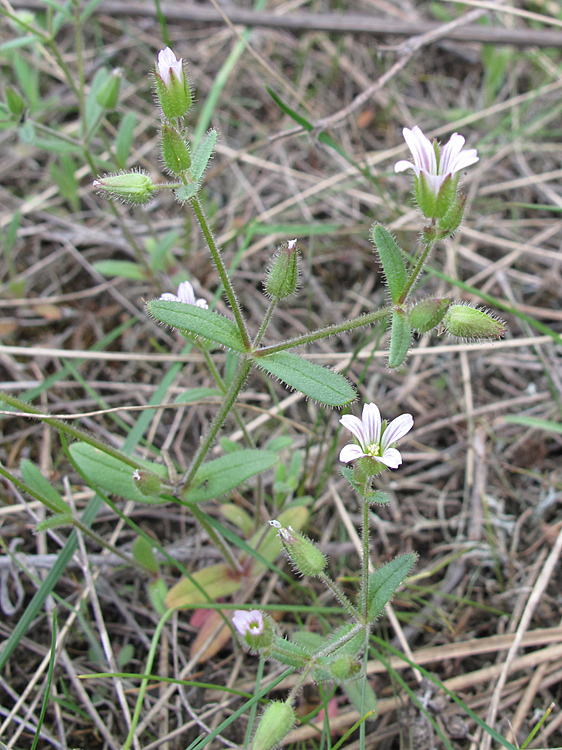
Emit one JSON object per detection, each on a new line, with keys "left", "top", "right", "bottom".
{"left": 159, "top": 280, "right": 208, "bottom": 309}
{"left": 394, "top": 126, "right": 479, "bottom": 194}
{"left": 157, "top": 47, "right": 184, "bottom": 88}
{"left": 232, "top": 610, "right": 264, "bottom": 637}
{"left": 339, "top": 403, "right": 413, "bottom": 469}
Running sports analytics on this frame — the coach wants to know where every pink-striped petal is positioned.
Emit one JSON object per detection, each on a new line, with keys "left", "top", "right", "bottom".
{"left": 382, "top": 413, "right": 414, "bottom": 449}
{"left": 339, "top": 444, "right": 366, "bottom": 463}
{"left": 379, "top": 447, "right": 403, "bottom": 468}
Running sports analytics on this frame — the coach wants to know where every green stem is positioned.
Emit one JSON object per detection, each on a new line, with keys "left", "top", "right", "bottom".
{"left": 318, "top": 571, "right": 360, "bottom": 622}
{"left": 181, "top": 357, "right": 253, "bottom": 488}
{"left": 122, "top": 608, "right": 175, "bottom": 750}
{"left": 361, "top": 486, "right": 370, "bottom": 622}
{"left": 253, "top": 294, "right": 280, "bottom": 348}
{"left": 189, "top": 505, "right": 242, "bottom": 573}
{"left": 254, "top": 307, "right": 392, "bottom": 357}
{"left": 398, "top": 233, "right": 436, "bottom": 304}
{"left": 286, "top": 663, "right": 313, "bottom": 705}
{"left": 191, "top": 195, "right": 251, "bottom": 350}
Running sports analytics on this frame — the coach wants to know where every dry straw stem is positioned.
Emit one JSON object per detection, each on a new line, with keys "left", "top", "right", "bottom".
{"left": 8, "top": 0, "right": 562, "bottom": 48}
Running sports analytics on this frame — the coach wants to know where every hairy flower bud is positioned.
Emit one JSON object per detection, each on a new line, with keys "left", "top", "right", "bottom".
{"left": 132, "top": 468, "right": 162, "bottom": 498}
{"left": 329, "top": 654, "right": 362, "bottom": 682}
{"left": 270, "top": 521, "right": 326, "bottom": 577}
{"left": 93, "top": 171, "right": 154, "bottom": 204}
{"left": 443, "top": 304, "right": 506, "bottom": 341}
{"left": 154, "top": 47, "right": 191, "bottom": 119}
{"left": 161, "top": 123, "right": 191, "bottom": 174}
{"left": 408, "top": 298, "right": 450, "bottom": 333}
{"left": 253, "top": 702, "right": 296, "bottom": 750}
{"left": 265, "top": 239, "right": 300, "bottom": 299}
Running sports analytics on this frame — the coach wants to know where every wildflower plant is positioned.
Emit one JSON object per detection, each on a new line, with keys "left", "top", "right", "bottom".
{"left": 0, "top": 42, "right": 510, "bottom": 750}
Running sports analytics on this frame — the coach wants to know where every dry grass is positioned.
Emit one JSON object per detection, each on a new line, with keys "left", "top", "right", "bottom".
{"left": 0, "top": 1, "right": 562, "bottom": 749}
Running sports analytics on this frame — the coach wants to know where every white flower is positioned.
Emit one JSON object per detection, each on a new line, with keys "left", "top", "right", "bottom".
{"left": 158, "top": 280, "right": 208, "bottom": 308}
{"left": 339, "top": 403, "right": 413, "bottom": 469}
{"left": 232, "top": 610, "right": 264, "bottom": 636}
{"left": 157, "top": 47, "right": 184, "bottom": 88}
{"left": 394, "top": 126, "right": 479, "bottom": 193}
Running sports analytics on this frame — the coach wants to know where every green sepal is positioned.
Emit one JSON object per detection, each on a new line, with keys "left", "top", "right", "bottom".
{"left": 359, "top": 553, "right": 417, "bottom": 623}
{"left": 438, "top": 192, "right": 466, "bottom": 236}
{"left": 190, "top": 129, "right": 217, "bottom": 183}
{"left": 388, "top": 309, "right": 412, "bottom": 369}
{"left": 183, "top": 450, "right": 279, "bottom": 503}
{"left": 255, "top": 350, "right": 355, "bottom": 407}
{"left": 414, "top": 172, "right": 436, "bottom": 218}
{"left": 161, "top": 123, "right": 191, "bottom": 174}
{"left": 434, "top": 172, "right": 459, "bottom": 219}
{"left": 371, "top": 224, "right": 408, "bottom": 304}
{"left": 154, "top": 69, "right": 191, "bottom": 119}
{"left": 408, "top": 297, "right": 450, "bottom": 334}
{"left": 148, "top": 300, "right": 246, "bottom": 352}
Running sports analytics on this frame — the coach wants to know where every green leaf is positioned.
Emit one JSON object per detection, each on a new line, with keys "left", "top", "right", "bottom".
{"left": 255, "top": 351, "right": 355, "bottom": 407}
{"left": 504, "top": 415, "right": 562, "bottom": 434}
{"left": 148, "top": 300, "right": 246, "bottom": 352}
{"left": 174, "top": 387, "right": 222, "bottom": 403}
{"left": 36, "top": 513, "right": 74, "bottom": 532}
{"left": 184, "top": 450, "right": 279, "bottom": 503}
{"left": 365, "top": 553, "right": 417, "bottom": 623}
{"left": 116, "top": 111, "right": 136, "bottom": 168}
{"left": 70, "top": 443, "right": 169, "bottom": 504}
{"left": 365, "top": 491, "right": 390, "bottom": 505}
{"left": 388, "top": 310, "right": 411, "bottom": 369}
{"left": 344, "top": 679, "right": 378, "bottom": 717}
{"left": 190, "top": 128, "right": 217, "bottom": 183}
{"left": 266, "top": 87, "right": 313, "bottom": 131}
{"left": 21, "top": 459, "right": 70, "bottom": 514}
{"left": 133, "top": 536, "right": 158, "bottom": 574}
{"left": 372, "top": 225, "right": 408, "bottom": 304}
{"left": 93, "top": 260, "right": 146, "bottom": 280}
{"left": 175, "top": 183, "right": 198, "bottom": 202}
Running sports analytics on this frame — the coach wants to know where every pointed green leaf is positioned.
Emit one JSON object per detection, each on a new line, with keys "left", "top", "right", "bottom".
{"left": 174, "top": 387, "right": 222, "bottom": 403}
{"left": 184, "top": 450, "right": 279, "bottom": 503}
{"left": 190, "top": 128, "right": 217, "bottom": 183}
{"left": 21, "top": 459, "right": 70, "bottom": 514}
{"left": 255, "top": 351, "right": 355, "bottom": 407}
{"left": 266, "top": 87, "right": 313, "bottom": 131}
{"left": 175, "top": 183, "right": 198, "bottom": 202}
{"left": 116, "top": 111, "right": 136, "bottom": 168}
{"left": 93, "top": 260, "right": 145, "bottom": 280}
{"left": 364, "top": 553, "right": 417, "bottom": 623}
{"left": 70, "top": 443, "right": 169, "bottom": 504}
{"left": 372, "top": 224, "right": 408, "bottom": 304}
{"left": 148, "top": 300, "right": 246, "bottom": 352}
{"left": 388, "top": 310, "right": 411, "bottom": 369}
{"left": 133, "top": 536, "right": 158, "bottom": 574}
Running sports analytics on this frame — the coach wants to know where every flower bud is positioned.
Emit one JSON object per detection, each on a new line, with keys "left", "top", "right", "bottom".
{"left": 270, "top": 521, "right": 326, "bottom": 577}
{"left": 408, "top": 298, "right": 450, "bottom": 334}
{"left": 329, "top": 654, "right": 362, "bottom": 682}
{"left": 161, "top": 123, "right": 191, "bottom": 174}
{"left": 93, "top": 171, "right": 155, "bottom": 204}
{"left": 232, "top": 610, "right": 274, "bottom": 653}
{"left": 265, "top": 240, "right": 300, "bottom": 299}
{"left": 253, "top": 702, "right": 296, "bottom": 750}
{"left": 154, "top": 47, "right": 192, "bottom": 119}
{"left": 132, "top": 468, "right": 162, "bottom": 498}
{"left": 96, "top": 68, "right": 122, "bottom": 110}
{"left": 443, "top": 305, "right": 506, "bottom": 341}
